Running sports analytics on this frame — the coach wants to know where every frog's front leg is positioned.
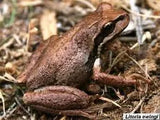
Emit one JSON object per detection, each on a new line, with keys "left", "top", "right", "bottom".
{"left": 92, "top": 58, "right": 150, "bottom": 87}
{"left": 23, "top": 86, "right": 94, "bottom": 119}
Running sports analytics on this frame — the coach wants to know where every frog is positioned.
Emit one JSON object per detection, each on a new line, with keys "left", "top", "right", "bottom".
{"left": 17, "top": 2, "right": 134, "bottom": 119}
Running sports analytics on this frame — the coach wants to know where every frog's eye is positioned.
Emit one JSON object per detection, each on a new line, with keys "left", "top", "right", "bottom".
{"left": 104, "top": 22, "right": 112, "bottom": 28}
{"left": 118, "top": 15, "right": 125, "bottom": 21}
{"left": 94, "top": 22, "right": 115, "bottom": 48}
{"left": 104, "top": 15, "right": 125, "bottom": 30}
{"left": 103, "top": 22, "right": 115, "bottom": 35}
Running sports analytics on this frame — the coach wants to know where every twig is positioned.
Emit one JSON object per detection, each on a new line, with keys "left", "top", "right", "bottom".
{"left": 131, "top": 84, "right": 148, "bottom": 113}
{"left": 130, "top": 32, "right": 151, "bottom": 49}
{"left": 5, "top": 72, "right": 16, "bottom": 80}
{"left": 125, "top": 53, "right": 152, "bottom": 81}
{"left": 121, "top": 5, "right": 160, "bottom": 19}
{"left": 131, "top": 96, "right": 145, "bottom": 113}
{"left": 0, "top": 90, "right": 6, "bottom": 117}
{"left": 75, "top": 0, "right": 96, "bottom": 11}
{"left": 108, "top": 51, "right": 126, "bottom": 72}
{"left": 129, "top": 0, "right": 143, "bottom": 45}
{"left": 13, "top": 34, "right": 23, "bottom": 46}
{"left": 0, "top": 38, "right": 15, "bottom": 50}
{"left": 14, "top": 97, "right": 31, "bottom": 116}
{"left": 18, "top": 0, "right": 43, "bottom": 6}
{"left": 0, "top": 76, "right": 15, "bottom": 83}
{"left": 1, "top": 102, "right": 17, "bottom": 119}
{"left": 99, "top": 97, "right": 122, "bottom": 108}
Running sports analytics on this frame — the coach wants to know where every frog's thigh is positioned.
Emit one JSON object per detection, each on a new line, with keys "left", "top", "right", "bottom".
{"left": 23, "top": 86, "right": 89, "bottom": 110}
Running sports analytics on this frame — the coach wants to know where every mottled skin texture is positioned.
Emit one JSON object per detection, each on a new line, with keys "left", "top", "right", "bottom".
{"left": 18, "top": 3, "right": 129, "bottom": 90}
{"left": 18, "top": 2, "right": 130, "bottom": 118}
{"left": 24, "top": 86, "right": 89, "bottom": 110}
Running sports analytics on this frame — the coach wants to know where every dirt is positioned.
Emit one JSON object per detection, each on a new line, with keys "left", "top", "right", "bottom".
{"left": 0, "top": 0, "right": 160, "bottom": 120}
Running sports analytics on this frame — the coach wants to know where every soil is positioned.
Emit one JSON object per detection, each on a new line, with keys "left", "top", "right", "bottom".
{"left": 0, "top": 0, "right": 160, "bottom": 120}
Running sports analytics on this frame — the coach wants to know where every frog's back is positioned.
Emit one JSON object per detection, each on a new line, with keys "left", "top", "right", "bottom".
{"left": 18, "top": 6, "right": 102, "bottom": 90}
{"left": 24, "top": 33, "right": 94, "bottom": 90}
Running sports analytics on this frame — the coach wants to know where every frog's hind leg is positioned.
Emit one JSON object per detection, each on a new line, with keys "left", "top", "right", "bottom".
{"left": 23, "top": 86, "right": 94, "bottom": 119}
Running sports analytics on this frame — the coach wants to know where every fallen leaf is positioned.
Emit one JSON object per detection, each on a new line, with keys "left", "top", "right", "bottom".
{"left": 40, "top": 10, "right": 57, "bottom": 40}
{"left": 147, "top": 0, "right": 160, "bottom": 11}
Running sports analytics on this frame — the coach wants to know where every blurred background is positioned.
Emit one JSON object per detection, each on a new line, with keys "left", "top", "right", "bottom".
{"left": 0, "top": 0, "right": 160, "bottom": 120}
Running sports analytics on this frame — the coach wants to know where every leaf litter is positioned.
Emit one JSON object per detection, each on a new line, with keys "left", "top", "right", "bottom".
{"left": 0, "top": 0, "right": 160, "bottom": 120}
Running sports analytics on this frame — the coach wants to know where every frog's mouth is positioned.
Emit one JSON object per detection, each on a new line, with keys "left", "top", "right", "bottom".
{"left": 94, "top": 14, "right": 129, "bottom": 54}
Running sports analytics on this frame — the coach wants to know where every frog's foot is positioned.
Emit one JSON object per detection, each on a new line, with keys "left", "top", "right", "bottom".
{"left": 23, "top": 86, "right": 94, "bottom": 119}
{"left": 28, "top": 106, "right": 95, "bottom": 119}
{"left": 92, "top": 58, "right": 150, "bottom": 87}
{"left": 126, "top": 73, "right": 151, "bottom": 83}
{"left": 124, "top": 73, "right": 151, "bottom": 91}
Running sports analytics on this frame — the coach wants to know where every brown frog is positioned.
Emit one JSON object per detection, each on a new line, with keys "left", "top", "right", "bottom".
{"left": 17, "top": 2, "right": 134, "bottom": 119}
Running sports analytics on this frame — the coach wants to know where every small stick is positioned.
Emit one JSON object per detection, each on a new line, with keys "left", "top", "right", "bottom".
{"left": 121, "top": 5, "right": 160, "bottom": 19}
{"left": 99, "top": 97, "right": 122, "bottom": 109}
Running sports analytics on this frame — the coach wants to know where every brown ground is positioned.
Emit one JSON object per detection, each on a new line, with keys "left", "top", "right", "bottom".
{"left": 0, "top": 0, "right": 160, "bottom": 120}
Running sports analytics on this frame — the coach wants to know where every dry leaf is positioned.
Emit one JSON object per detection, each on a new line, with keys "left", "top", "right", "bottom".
{"left": 40, "top": 10, "right": 57, "bottom": 40}
{"left": 5, "top": 62, "right": 17, "bottom": 75}
{"left": 18, "top": 0, "right": 43, "bottom": 7}
{"left": 0, "top": 90, "right": 5, "bottom": 117}
{"left": 62, "top": 0, "right": 74, "bottom": 6}
{"left": 90, "top": 0, "right": 129, "bottom": 8}
{"left": 27, "top": 18, "right": 39, "bottom": 52}
{"left": 147, "top": 0, "right": 160, "bottom": 11}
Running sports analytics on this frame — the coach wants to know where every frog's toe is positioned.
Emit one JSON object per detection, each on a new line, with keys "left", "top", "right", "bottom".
{"left": 126, "top": 73, "right": 151, "bottom": 84}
